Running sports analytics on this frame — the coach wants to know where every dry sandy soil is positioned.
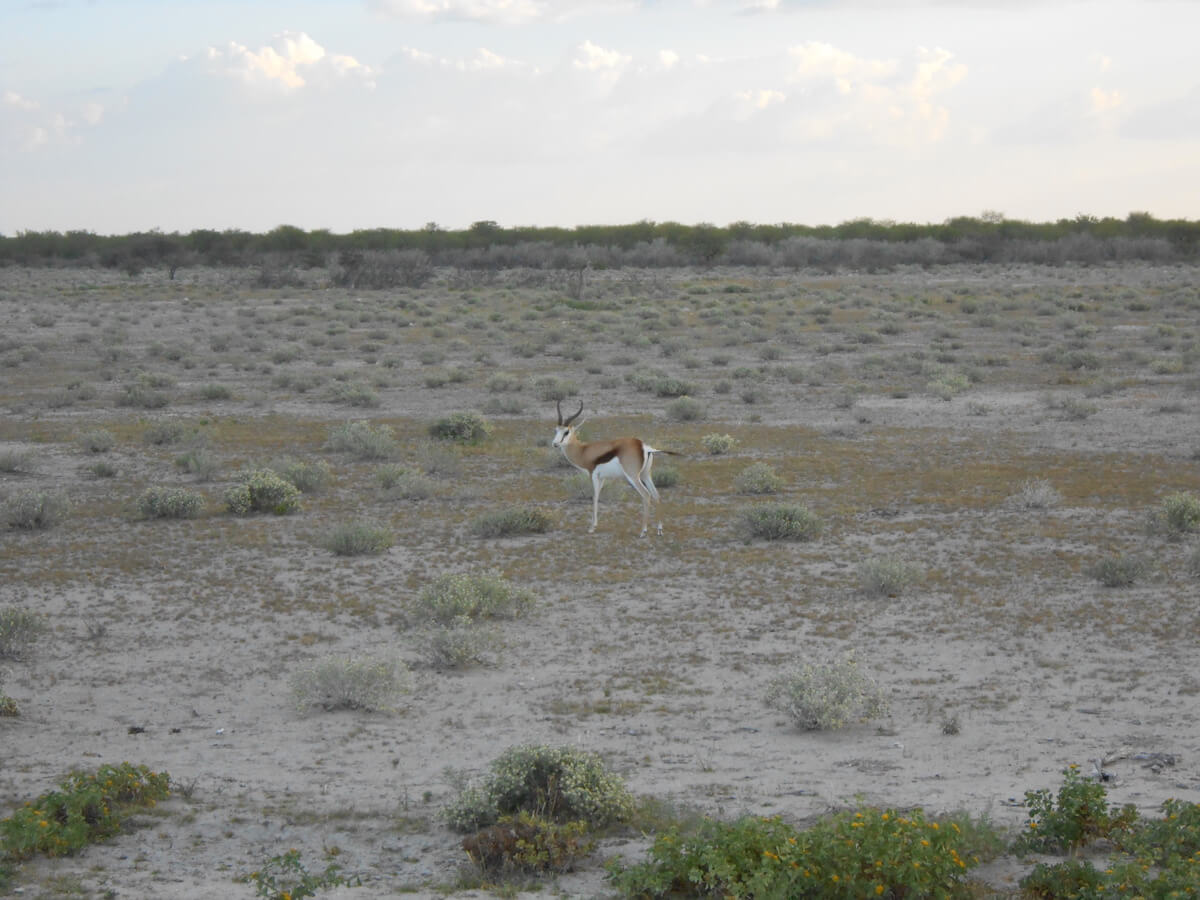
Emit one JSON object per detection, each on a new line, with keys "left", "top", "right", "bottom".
{"left": 1, "top": 262, "right": 1198, "bottom": 898}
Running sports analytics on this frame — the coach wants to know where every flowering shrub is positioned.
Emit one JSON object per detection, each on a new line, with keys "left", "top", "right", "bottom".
{"left": 136, "top": 486, "right": 205, "bottom": 519}
{"left": 734, "top": 462, "right": 784, "bottom": 494}
{"left": 462, "top": 811, "right": 594, "bottom": 874}
{"left": 417, "top": 571, "right": 535, "bottom": 624}
{"left": 429, "top": 410, "right": 493, "bottom": 444}
{"left": 4, "top": 490, "right": 70, "bottom": 530}
{"left": 0, "top": 763, "right": 170, "bottom": 860}
{"left": 224, "top": 469, "right": 301, "bottom": 516}
{"left": 737, "top": 503, "right": 821, "bottom": 542}
{"left": 246, "top": 848, "right": 356, "bottom": 899}
{"left": 443, "top": 745, "right": 634, "bottom": 833}
{"left": 701, "top": 433, "right": 738, "bottom": 455}
{"left": 609, "top": 809, "right": 984, "bottom": 898}
{"left": 1016, "top": 765, "right": 1138, "bottom": 854}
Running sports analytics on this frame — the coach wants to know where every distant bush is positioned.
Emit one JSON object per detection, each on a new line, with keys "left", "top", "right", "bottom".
{"left": 423, "top": 618, "right": 499, "bottom": 669}
{"left": 416, "top": 571, "right": 535, "bottom": 625}
{"left": 737, "top": 503, "right": 822, "bottom": 542}
{"left": 1088, "top": 553, "right": 1150, "bottom": 587}
{"left": 443, "top": 744, "right": 634, "bottom": 833}
{"left": 429, "top": 410, "right": 493, "bottom": 444}
{"left": 857, "top": 555, "right": 923, "bottom": 596}
{"left": 224, "top": 469, "right": 301, "bottom": 516}
{"left": 326, "top": 421, "right": 398, "bottom": 460}
{"left": 470, "top": 507, "right": 552, "bottom": 538}
{"left": 141, "top": 420, "right": 187, "bottom": 446}
{"left": 0, "top": 450, "right": 32, "bottom": 473}
{"left": 1011, "top": 478, "right": 1062, "bottom": 509}
{"left": 136, "top": 486, "right": 205, "bottom": 520}
{"left": 291, "top": 655, "right": 411, "bottom": 713}
{"left": 271, "top": 456, "right": 332, "bottom": 494}
{"left": 0, "top": 607, "right": 48, "bottom": 661}
{"left": 765, "top": 653, "right": 888, "bottom": 731}
{"left": 76, "top": 429, "right": 116, "bottom": 453}
{"left": 378, "top": 466, "right": 435, "bottom": 500}
{"left": 4, "top": 491, "right": 70, "bottom": 530}
{"left": 329, "top": 381, "right": 380, "bottom": 408}
{"left": 701, "top": 433, "right": 737, "bottom": 455}
{"left": 665, "top": 396, "right": 705, "bottom": 422}
{"left": 652, "top": 464, "right": 680, "bottom": 488}
{"left": 173, "top": 445, "right": 220, "bottom": 481}
{"left": 734, "top": 462, "right": 784, "bottom": 494}
{"left": 117, "top": 382, "right": 169, "bottom": 409}
{"left": 1155, "top": 491, "right": 1200, "bottom": 538}
{"left": 322, "top": 520, "right": 393, "bottom": 556}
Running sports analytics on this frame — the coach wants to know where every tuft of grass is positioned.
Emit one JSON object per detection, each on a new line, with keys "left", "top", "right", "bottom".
{"left": 135, "top": 486, "right": 206, "bottom": 520}
{"left": 734, "top": 462, "right": 784, "bottom": 495}
{"left": 322, "top": 520, "right": 394, "bottom": 556}
{"left": 737, "top": 503, "right": 822, "bottom": 542}
{"left": 174, "top": 445, "right": 221, "bottom": 481}
{"left": 141, "top": 420, "right": 187, "bottom": 446}
{"left": 0, "top": 607, "right": 49, "bottom": 661}
{"left": 4, "top": 490, "right": 70, "bottom": 530}
{"left": 1154, "top": 491, "right": 1200, "bottom": 538}
{"left": 423, "top": 619, "right": 499, "bottom": 669}
{"left": 470, "top": 506, "right": 553, "bottom": 538}
{"left": 271, "top": 456, "right": 332, "bottom": 494}
{"left": 291, "top": 655, "right": 411, "bottom": 713}
{"left": 765, "top": 652, "right": 888, "bottom": 731}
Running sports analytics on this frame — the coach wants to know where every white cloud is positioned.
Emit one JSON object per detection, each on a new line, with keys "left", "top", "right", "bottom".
{"left": 572, "top": 40, "right": 631, "bottom": 73}
{"left": 201, "top": 31, "right": 374, "bottom": 92}
{"left": 3, "top": 91, "right": 39, "bottom": 111}
{"left": 367, "top": 0, "right": 623, "bottom": 24}
{"left": 1090, "top": 86, "right": 1123, "bottom": 114}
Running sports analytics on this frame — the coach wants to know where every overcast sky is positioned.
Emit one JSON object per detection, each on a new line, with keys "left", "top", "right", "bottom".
{"left": 2, "top": 0, "right": 1197, "bottom": 235}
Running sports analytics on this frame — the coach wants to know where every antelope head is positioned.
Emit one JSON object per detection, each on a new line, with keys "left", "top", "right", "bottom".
{"left": 552, "top": 399, "right": 584, "bottom": 449}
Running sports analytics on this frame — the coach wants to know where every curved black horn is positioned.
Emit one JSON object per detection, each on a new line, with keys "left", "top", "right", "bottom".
{"left": 562, "top": 400, "right": 584, "bottom": 426}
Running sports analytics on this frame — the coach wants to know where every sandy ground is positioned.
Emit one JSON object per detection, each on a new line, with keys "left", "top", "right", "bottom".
{"left": 1, "top": 262, "right": 1198, "bottom": 898}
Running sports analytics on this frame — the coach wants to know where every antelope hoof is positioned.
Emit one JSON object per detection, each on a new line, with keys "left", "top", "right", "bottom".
{"left": 656, "top": 524, "right": 663, "bottom": 535}
{"left": 639, "top": 527, "right": 648, "bottom": 538}
{"left": 588, "top": 525, "right": 597, "bottom": 534}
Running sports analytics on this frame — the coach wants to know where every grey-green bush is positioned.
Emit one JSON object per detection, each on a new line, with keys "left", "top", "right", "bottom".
{"left": 225, "top": 469, "right": 302, "bottom": 516}
{"left": 470, "top": 507, "right": 552, "bottom": 538}
{"left": 416, "top": 571, "right": 535, "bottom": 624}
{"left": 738, "top": 503, "right": 822, "bottom": 542}
{"left": 323, "top": 521, "right": 393, "bottom": 556}
{"left": 136, "top": 486, "right": 205, "bottom": 520}
{"left": 0, "top": 607, "right": 48, "bottom": 661}
{"left": 326, "top": 421, "right": 398, "bottom": 460}
{"left": 429, "top": 410, "right": 493, "bottom": 444}
{"left": 765, "top": 653, "right": 888, "bottom": 731}
{"left": 291, "top": 655, "right": 411, "bottom": 713}
{"left": 734, "top": 462, "right": 784, "bottom": 494}
{"left": 442, "top": 745, "right": 634, "bottom": 832}
{"left": 4, "top": 491, "right": 70, "bottom": 530}
{"left": 857, "top": 555, "right": 923, "bottom": 597}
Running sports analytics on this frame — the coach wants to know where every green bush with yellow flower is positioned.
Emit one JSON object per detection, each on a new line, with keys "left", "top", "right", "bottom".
{"left": 0, "top": 762, "right": 169, "bottom": 861}
{"left": 608, "top": 806, "right": 991, "bottom": 898}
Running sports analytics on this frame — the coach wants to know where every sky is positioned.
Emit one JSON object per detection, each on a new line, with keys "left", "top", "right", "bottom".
{"left": 2, "top": 0, "right": 1198, "bottom": 236}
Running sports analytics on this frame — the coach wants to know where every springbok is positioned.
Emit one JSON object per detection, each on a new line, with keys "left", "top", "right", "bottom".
{"left": 551, "top": 400, "right": 678, "bottom": 536}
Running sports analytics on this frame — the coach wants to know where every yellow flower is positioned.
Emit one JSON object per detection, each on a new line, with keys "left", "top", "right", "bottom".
{"left": 831, "top": 874, "right": 839, "bottom": 882}
{"left": 881, "top": 813, "right": 889, "bottom": 821}
{"left": 876, "top": 886, "right": 885, "bottom": 895}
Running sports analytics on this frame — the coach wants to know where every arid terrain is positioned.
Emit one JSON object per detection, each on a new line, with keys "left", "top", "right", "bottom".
{"left": 1, "top": 261, "right": 1198, "bottom": 898}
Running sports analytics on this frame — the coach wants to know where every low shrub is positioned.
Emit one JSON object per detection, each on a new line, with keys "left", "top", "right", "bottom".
{"left": 117, "top": 382, "right": 169, "bottom": 409}
{"left": 701, "top": 433, "right": 737, "bottom": 455}
{"left": 4, "top": 491, "right": 70, "bottom": 530}
{"left": 608, "top": 807, "right": 988, "bottom": 899}
{"left": 271, "top": 456, "right": 332, "bottom": 494}
{"left": 0, "top": 763, "right": 170, "bottom": 861}
{"left": 136, "top": 486, "right": 205, "bottom": 520}
{"left": 0, "top": 607, "right": 48, "bottom": 661}
{"left": 665, "top": 396, "right": 705, "bottom": 422}
{"left": 1158, "top": 491, "right": 1200, "bottom": 538}
{"left": 423, "top": 618, "right": 499, "bottom": 669}
{"left": 463, "top": 811, "right": 594, "bottom": 874}
{"left": 174, "top": 445, "right": 221, "bottom": 481}
{"left": 1015, "top": 765, "right": 1139, "bottom": 855}
{"left": 470, "top": 507, "right": 552, "bottom": 538}
{"left": 377, "top": 465, "right": 435, "bottom": 500}
{"left": 325, "top": 421, "right": 398, "bottom": 460}
{"left": 224, "top": 469, "right": 301, "bottom": 516}
{"left": 290, "top": 655, "right": 411, "bottom": 713}
{"left": 443, "top": 744, "right": 634, "bottom": 833}
{"left": 76, "top": 429, "right": 116, "bottom": 453}
{"left": 416, "top": 571, "right": 535, "bottom": 624}
{"left": 322, "top": 520, "right": 393, "bottom": 556}
{"left": 765, "top": 653, "right": 887, "bottom": 731}
{"left": 1011, "top": 478, "right": 1062, "bottom": 509}
{"left": 857, "top": 555, "right": 923, "bottom": 596}
{"left": 734, "top": 462, "right": 783, "bottom": 494}
{"left": 141, "top": 420, "right": 187, "bottom": 446}
{"left": 737, "top": 503, "right": 821, "bottom": 542}
{"left": 1088, "top": 553, "right": 1149, "bottom": 587}
{"left": 246, "top": 848, "right": 357, "bottom": 900}
{"left": 652, "top": 464, "right": 680, "bottom": 488}
{"left": 429, "top": 410, "right": 493, "bottom": 444}
{"left": 329, "top": 380, "right": 380, "bottom": 408}
{"left": 0, "top": 450, "right": 33, "bottom": 473}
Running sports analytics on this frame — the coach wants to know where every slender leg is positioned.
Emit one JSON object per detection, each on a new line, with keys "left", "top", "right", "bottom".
{"left": 589, "top": 472, "right": 602, "bottom": 533}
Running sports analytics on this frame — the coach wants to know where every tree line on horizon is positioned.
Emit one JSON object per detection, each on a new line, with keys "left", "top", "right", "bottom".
{"left": 2, "top": 212, "right": 1197, "bottom": 279}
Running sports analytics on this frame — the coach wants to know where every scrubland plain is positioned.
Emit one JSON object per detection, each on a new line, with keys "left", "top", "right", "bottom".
{"left": 1, "top": 261, "right": 1198, "bottom": 897}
